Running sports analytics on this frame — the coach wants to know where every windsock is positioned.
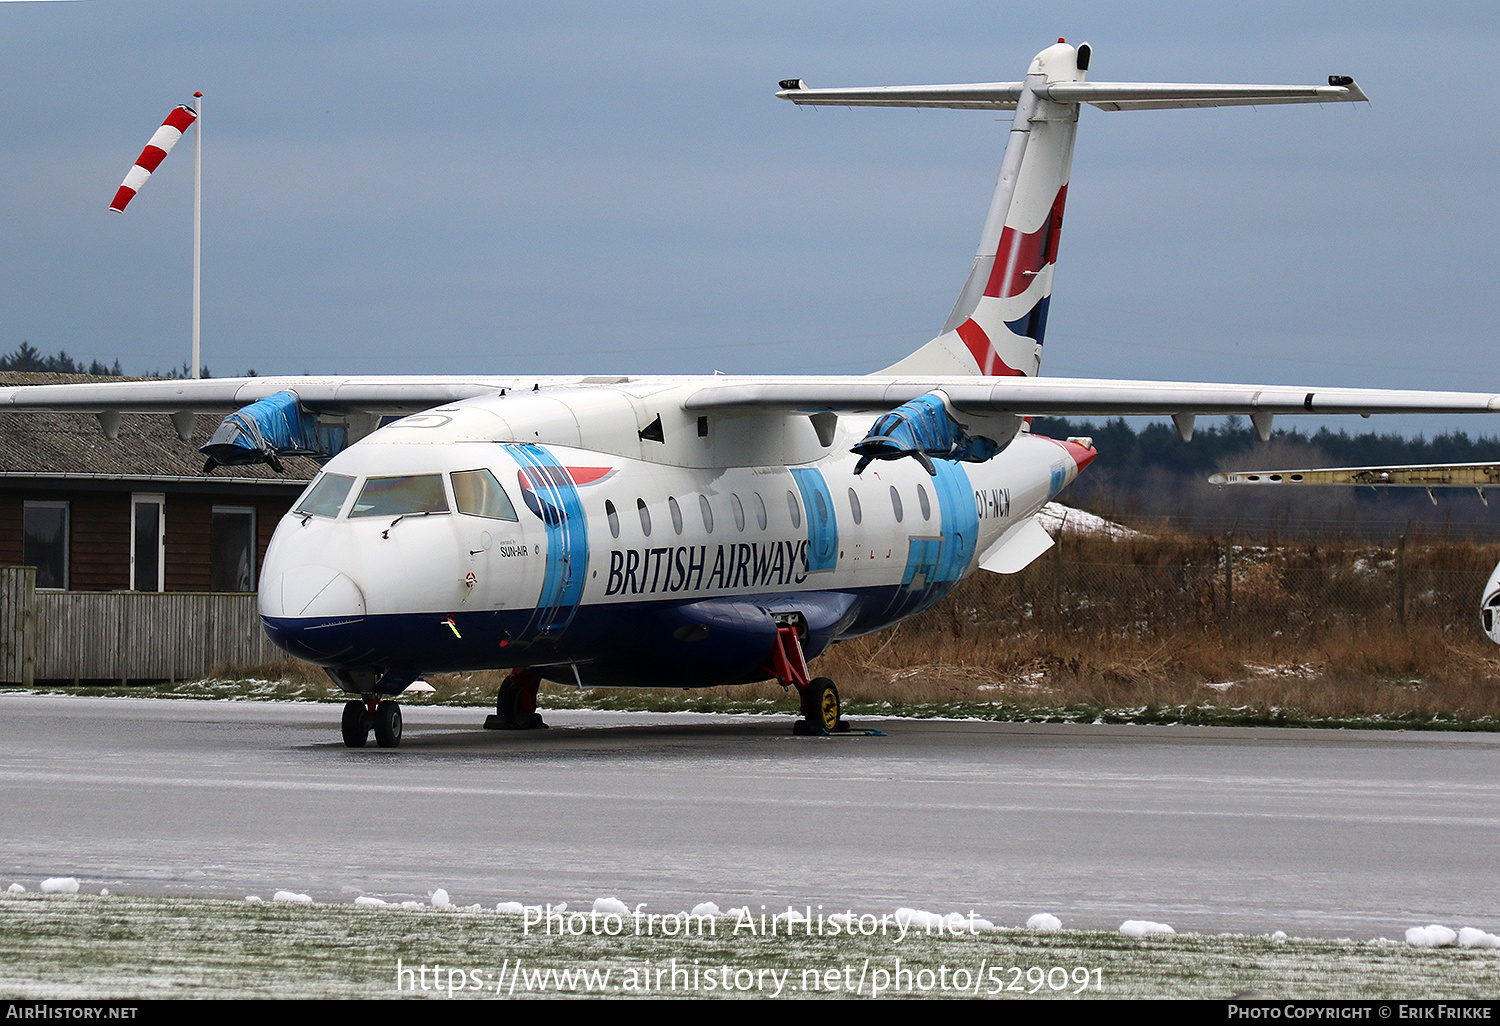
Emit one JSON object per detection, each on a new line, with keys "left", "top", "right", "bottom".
{"left": 109, "top": 104, "right": 198, "bottom": 212}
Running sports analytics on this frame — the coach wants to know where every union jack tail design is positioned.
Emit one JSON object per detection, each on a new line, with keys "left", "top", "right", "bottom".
{"left": 109, "top": 104, "right": 198, "bottom": 213}
{"left": 883, "top": 41, "right": 1083, "bottom": 378}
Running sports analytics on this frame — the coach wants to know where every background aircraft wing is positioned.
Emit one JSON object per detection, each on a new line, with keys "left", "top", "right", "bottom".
{"left": 1209, "top": 463, "right": 1500, "bottom": 487}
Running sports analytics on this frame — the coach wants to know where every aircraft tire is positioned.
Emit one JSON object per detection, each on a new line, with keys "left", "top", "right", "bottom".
{"left": 800, "top": 677, "right": 842, "bottom": 734}
{"left": 374, "top": 700, "right": 402, "bottom": 748}
{"left": 341, "top": 700, "right": 368, "bottom": 748}
{"left": 492, "top": 673, "right": 547, "bottom": 730}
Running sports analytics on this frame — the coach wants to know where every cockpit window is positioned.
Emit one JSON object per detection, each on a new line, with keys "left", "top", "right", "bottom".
{"left": 451, "top": 469, "right": 518, "bottom": 521}
{"left": 295, "top": 473, "right": 356, "bottom": 518}
{"left": 349, "top": 475, "right": 450, "bottom": 518}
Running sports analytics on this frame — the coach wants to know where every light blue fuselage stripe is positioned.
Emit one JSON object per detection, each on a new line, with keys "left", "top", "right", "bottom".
{"left": 789, "top": 467, "right": 838, "bottom": 572}
{"left": 931, "top": 459, "right": 977, "bottom": 582}
{"left": 508, "top": 443, "right": 588, "bottom": 639}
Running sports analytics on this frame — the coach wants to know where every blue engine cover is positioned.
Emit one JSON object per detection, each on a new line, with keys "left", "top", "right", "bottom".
{"left": 850, "top": 392, "right": 1001, "bottom": 475}
{"left": 200, "top": 390, "right": 326, "bottom": 471}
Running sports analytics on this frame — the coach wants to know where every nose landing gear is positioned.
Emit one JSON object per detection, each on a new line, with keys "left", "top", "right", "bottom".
{"left": 341, "top": 697, "right": 403, "bottom": 748}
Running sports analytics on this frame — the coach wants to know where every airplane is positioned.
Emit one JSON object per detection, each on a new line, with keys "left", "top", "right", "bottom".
{"left": 6, "top": 39, "right": 1500, "bottom": 748}
{"left": 1209, "top": 462, "right": 1500, "bottom": 644}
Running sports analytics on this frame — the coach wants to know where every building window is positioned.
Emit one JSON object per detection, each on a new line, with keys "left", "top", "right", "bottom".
{"left": 211, "top": 506, "right": 257, "bottom": 592}
{"left": 131, "top": 493, "right": 165, "bottom": 592}
{"left": 22, "top": 501, "right": 68, "bottom": 590}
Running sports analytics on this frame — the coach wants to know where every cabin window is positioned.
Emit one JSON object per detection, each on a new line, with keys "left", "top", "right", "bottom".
{"left": 752, "top": 492, "right": 768, "bottom": 530}
{"left": 451, "top": 469, "right": 518, "bottom": 521}
{"left": 917, "top": 483, "right": 932, "bottom": 521}
{"left": 786, "top": 490, "right": 801, "bottom": 529}
{"left": 131, "top": 493, "right": 165, "bottom": 592}
{"left": 295, "top": 472, "right": 355, "bottom": 518}
{"left": 668, "top": 496, "right": 684, "bottom": 535}
{"left": 637, "top": 498, "right": 652, "bottom": 536}
{"left": 699, "top": 494, "right": 714, "bottom": 533}
{"left": 22, "top": 501, "right": 68, "bottom": 590}
{"left": 731, "top": 493, "right": 745, "bottom": 532}
{"left": 211, "top": 506, "right": 256, "bottom": 592}
{"left": 848, "top": 487, "right": 864, "bottom": 525}
{"left": 889, "top": 486, "right": 904, "bottom": 523}
{"left": 350, "top": 475, "right": 450, "bottom": 518}
{"left": 605, "top": 499, "right": 620, "bottom": 539}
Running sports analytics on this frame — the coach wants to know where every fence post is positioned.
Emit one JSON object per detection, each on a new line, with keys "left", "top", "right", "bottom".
{"left": 1053, "top": 527, "right": 1063, "bottom": 619}
{"left": 1396, "top": 533, "right": 1407, "bottom": 630}
{"left": 1223, "top": 532, "right": 1234, "bottom": 641}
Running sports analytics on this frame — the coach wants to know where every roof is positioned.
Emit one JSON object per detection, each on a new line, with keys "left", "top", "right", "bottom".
{"left": 0, "top": 372, "right": 320, "bottom": 485}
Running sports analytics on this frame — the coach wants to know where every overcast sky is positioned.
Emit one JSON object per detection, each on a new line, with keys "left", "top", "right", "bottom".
{"left": 4, "top": 1, "right": 1498, "bottom": 438}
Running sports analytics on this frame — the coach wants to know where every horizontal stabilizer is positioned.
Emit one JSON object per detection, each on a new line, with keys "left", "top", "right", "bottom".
{"left": 978, "top": 516, "right": 1055, "bottom": 575}
{"left": 776, "top": 78, "right": 1366, "bottom": 111}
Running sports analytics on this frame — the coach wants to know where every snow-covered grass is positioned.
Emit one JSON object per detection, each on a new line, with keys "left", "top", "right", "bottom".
{"left": 2, "top": 893, "right": 1498, "bottom": 1000}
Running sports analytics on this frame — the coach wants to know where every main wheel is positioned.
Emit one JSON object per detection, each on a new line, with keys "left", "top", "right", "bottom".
{"left": 341, "top": 700, "right": 368, "bottom": 748}
{"left": 801, "top": 677, "right": 841, "bottom": 734}
{"left": 373, "top": 700, "right": 402, "bottom": 748}
{"left": 490, "top": 673, "right": 546, "bottom": 730}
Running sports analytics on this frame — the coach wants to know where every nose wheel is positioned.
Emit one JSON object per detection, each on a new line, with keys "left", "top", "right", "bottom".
{"left": 342, "top": 698, "right": 403, "bottom": 748}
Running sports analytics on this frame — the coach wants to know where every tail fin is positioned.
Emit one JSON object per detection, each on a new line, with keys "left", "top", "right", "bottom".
{"left": 885, "top": 40, "right": 1084, "bottom": 377}
{"left": 777, "top": 42, "right": 1367, "bottom": 378}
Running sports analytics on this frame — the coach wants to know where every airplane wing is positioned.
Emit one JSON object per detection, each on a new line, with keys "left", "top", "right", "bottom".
{"left": 0, "top": 375, "right": 548, "bottom": 415}
{"left": 683, "top": 376, "right": 1500, "bottom": 419}
{"left": 4, "top": 372, "right": 1498, "bottom": 423}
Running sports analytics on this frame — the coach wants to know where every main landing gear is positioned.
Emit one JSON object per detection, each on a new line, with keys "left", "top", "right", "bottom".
{"left": 484, "top": 668, "right": 548, "bottom": 730}
{"left": 342, "top": 697, "right": 403, "bottom": 749}
{"left": 764, "top": 622, "right": 848, "bottom": 736}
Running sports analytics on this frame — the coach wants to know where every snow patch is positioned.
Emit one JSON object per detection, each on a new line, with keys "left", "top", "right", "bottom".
{"left": 1458, "top": 927, "right": 1500, "bottom": 949}
{"left": 7, "top": 883, "right": 24, "bottom": 894}
{"left": 1026, "top": 913, "right": 1062, "bottom": 931}
{"left": 273, "top": 890, "right": 312, "bottom": 903}
{"left": 1405, "top": 924, "right": 1457, "bottom": 947}
{"left": 1037, "top": 502, "right": 1138, "bottom": 539}
{"left": 1120, "top": 920, "right": 1176, "bottom": 938}
{"left": 430, "top": 889, "right": 452, "bottom": 909}
{"left": 245, "top": 896, "right": 262, "bottom": 903}
{"left": 495, "top": 901, "right": 525, "bottom": 914}
{"left": 354, "top": 896, "right": 388, "bottom": 907}
{"left": 691, "top": 902, "right": 721, "bottom": 917}
{"left": 40, "top": 877, "right": 79, "bottom": 894}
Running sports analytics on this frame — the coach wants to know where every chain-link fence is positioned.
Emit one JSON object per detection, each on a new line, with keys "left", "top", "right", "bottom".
{"left": 908, "top": 532, "right": 1499, "bottom": 651}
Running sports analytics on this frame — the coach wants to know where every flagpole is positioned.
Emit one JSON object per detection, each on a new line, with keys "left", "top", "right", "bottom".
{"left": 192, "top": 90, "right": 202, "bottom": 380}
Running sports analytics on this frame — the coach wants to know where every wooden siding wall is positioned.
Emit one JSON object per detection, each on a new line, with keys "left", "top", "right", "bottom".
{"left": 0, "top": 566, "right": 280, "bottom": 683}
{"left": 0, "top": 489, "right": 293, "bottom": 593}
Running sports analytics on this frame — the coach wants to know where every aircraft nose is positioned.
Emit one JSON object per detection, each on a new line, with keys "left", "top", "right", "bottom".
{"left": 261, "top": 564, "right": 367, "bottom": 618}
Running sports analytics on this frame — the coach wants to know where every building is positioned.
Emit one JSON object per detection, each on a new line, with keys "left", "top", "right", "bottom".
{"left": 0, "top": 372, "right": 318, "bottom": 595}
{"left": 0, "top": 372, "right": 321, "bottom": 683}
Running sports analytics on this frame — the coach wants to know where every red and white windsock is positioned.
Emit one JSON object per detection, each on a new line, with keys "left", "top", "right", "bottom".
{"left": 109, "top": 103, "right": 198, "bottom": 213}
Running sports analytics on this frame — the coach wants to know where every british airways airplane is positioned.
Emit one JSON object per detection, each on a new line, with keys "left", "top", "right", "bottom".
{"left": 6, "top": 41, "right": 1500, "bottom": 747}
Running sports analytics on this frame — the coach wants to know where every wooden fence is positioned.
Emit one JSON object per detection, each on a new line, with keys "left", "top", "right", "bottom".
{"left": 0, "top": 565, "right": 279, "bottom": 684}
